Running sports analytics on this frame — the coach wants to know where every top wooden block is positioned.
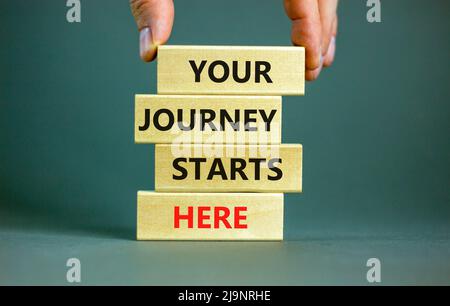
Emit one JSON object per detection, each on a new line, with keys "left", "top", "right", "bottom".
{"left": 157, "top": 45, "right": 305, "bottom": 96}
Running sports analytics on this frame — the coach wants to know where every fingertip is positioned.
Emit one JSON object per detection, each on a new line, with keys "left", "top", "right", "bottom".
{"left": 140, "top": 48, "right": 157, "bottom": 62}
{"left": 323, "top": 36, "right": 336, "bottom": 67}
{"left": 139, "top": 27, "right": 157, "bottom": 62}
{"left": 305, "top": 71, "right": 317, "bottom": 81}
{"left": 305, "top": 64, "right": 323, "bottom": 81}
{"left": 291, "top": 19, "right": 322, "bottom": 71}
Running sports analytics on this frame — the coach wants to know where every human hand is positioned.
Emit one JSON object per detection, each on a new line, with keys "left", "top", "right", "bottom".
{"left": 130, "top": 0, "right": 174, "bottom": 62}
{"left": 284, "top": 0, "right": 338, "bottom": 80}
{"left": 130, "top": 0, "right": 338, "bottom": 82}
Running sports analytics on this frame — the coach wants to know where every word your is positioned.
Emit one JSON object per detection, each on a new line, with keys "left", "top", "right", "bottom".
{"left": 138, "top": 108, "right": 277, "bottom": 132}
{"left": 172, "top": 158, "right": 283, "bottom": 180}
{"left": 189, "top": 60, "right": 273, "bottom": 83}
{"left": 66, "top": 0, "right": 81, "bottom": 23}
{"left": 174, "top": 206, "right": 247, "bottom": 229}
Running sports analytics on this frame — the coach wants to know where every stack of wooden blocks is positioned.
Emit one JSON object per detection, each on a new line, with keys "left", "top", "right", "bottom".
{"left": 135, "top": 45, "right": 305, "bottom": 240}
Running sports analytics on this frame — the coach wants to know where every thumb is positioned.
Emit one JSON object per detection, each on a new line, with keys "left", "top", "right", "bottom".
{"left": 130, "top": 0, "right": 174, "bottom": 62}
{"left": 284, "top": 0, "right": 323, "bottom": 81}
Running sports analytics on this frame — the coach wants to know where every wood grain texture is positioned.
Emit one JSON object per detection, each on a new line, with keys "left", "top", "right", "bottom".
{"left": 137, "top": 191, "right": 283, "bottom": 240}
{"left": 157, "top": 45, "right": 305, "bottom": 95}
{"left": 135, "top": 94, "right": 282, "bottom": 144}
{"left": 154, "top": 144, "right": 302, "bottom": 193}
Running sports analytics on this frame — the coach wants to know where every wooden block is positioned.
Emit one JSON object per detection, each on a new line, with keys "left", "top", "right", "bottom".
{"left": 154, "top": 144, "right": 302, "bottom": 193}
{"left": 137, "top": 191, "right": 283, "bottom": 240}
{"left": 135, "top": 94, "right": 282, "bottom": 144}
{"left": 157, "top": 45, "right": 305, "bottom": 96}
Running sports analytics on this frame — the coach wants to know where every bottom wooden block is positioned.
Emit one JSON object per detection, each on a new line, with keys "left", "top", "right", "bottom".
{"left": 137, "top": 191, "right": 283, "bottom": 241}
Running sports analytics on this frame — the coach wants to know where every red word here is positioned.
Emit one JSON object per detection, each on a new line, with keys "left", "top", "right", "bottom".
{"left": 174, "top": 206, "right": 248, "bottom": 229}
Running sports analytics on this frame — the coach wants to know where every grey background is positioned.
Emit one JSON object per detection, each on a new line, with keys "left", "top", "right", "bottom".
{"left": 0, "top": 0, "right": 449, "bottom": 285}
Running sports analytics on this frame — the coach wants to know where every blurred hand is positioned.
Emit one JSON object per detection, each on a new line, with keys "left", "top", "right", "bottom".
{"left": 130, "top": 0, "right": 174, "bottom": 62}
{"left": 130, "top": 0, "right": 338, "bottom": 81}
{"left": 284, "top": 0, "right": 339, "bottom": 80}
